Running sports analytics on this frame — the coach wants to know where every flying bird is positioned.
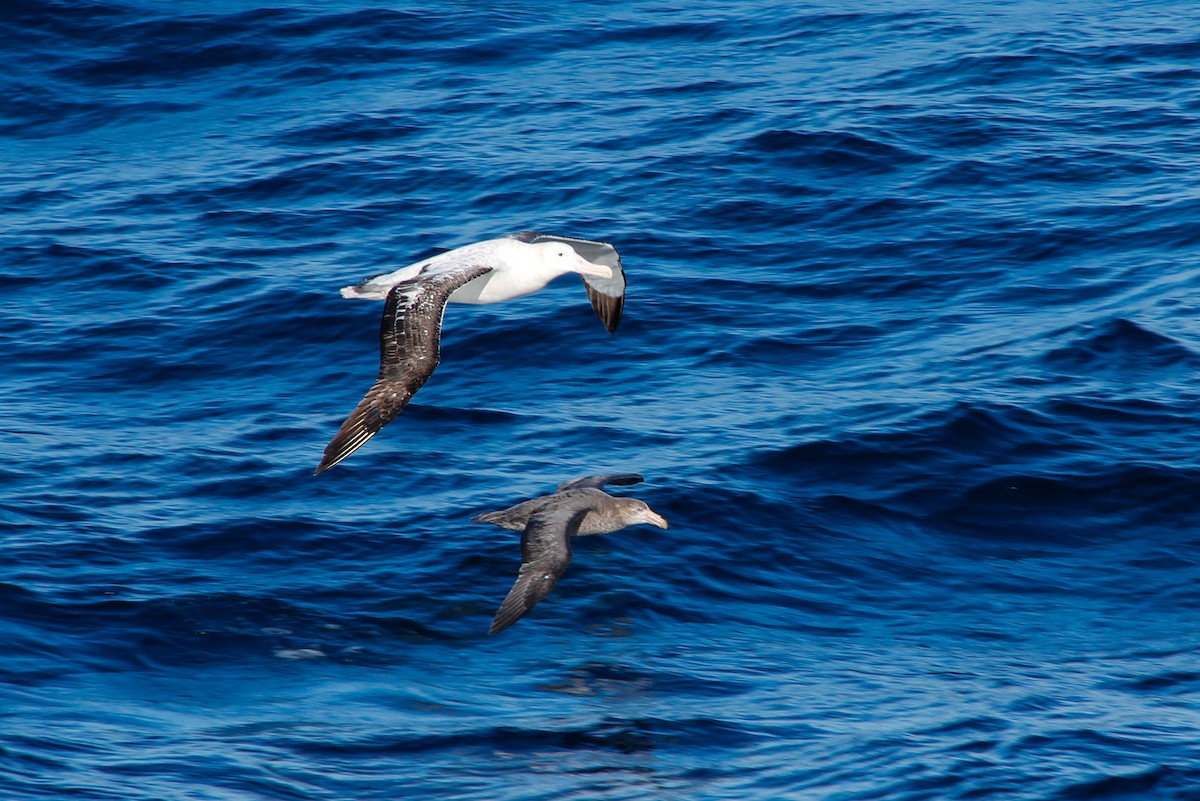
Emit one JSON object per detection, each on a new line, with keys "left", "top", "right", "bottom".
{"left": 472, "top": 474, "right": 668, "bottom": 635}
{"left": 316, "top": 232, "right": 626, "bottom": 474}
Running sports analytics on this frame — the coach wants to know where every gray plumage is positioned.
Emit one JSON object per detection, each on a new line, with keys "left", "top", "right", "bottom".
{"left": 472, "top": 475, "right": 669, "bottom": 635}
{"left": 474, "top": 474, "right": 649, "bottom": 533}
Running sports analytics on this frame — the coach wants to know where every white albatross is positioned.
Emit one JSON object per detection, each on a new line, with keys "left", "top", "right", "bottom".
{"left": 315, "top": 231, "right": 626, "bottom": 474}
{"left": 471, "top": 474, "right": 668, "bottom": 634}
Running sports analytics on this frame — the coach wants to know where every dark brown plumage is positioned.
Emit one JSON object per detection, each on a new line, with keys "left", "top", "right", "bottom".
{"left": 315, "top": 265, "right": 491, "bottom": 474}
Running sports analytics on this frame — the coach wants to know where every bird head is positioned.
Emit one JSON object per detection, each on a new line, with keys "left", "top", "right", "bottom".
{"left": 624, "top": 498, "right": 669, "bottom": 529}
{"left": 536, "top": 241, "right": 613, "bottom": 279}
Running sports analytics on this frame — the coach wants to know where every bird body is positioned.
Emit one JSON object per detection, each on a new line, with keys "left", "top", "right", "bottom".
{"left": 316, "top": 231, "right": 626, "bottom": 474}
{"left": 472, "top": 473, "right": 649, "bottom": 535}
{"left": 340, "top": 234, "right": 614, "bottom": 305}
{"left": 472, "top": 474, "right": 668, "bottom": 634}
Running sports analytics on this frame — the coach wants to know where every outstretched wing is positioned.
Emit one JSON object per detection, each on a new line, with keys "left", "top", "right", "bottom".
{"left": 488, "top": 506, "right": 587, "bottom": 635}
{"left": 531, "top": 233, "right": 625, "bottom": 334}
{"left": 556, "top": 473, "right": 644, "bottom": 492}
{"left": 315, "top": 264, "right": 492, "bottom": 474}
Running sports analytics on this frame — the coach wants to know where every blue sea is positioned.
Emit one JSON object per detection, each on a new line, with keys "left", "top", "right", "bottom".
{"left": 5, "top": 1, "right": 1200, "bottom": 798}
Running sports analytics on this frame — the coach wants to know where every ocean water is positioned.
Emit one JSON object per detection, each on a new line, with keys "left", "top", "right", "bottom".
{"left": 5, "top": 1, "right": 1200, "bottom": 798}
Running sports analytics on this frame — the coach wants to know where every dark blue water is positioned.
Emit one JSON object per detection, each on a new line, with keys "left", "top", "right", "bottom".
{"left": 5, "top": 1, "right": 1200, "bottom": 798}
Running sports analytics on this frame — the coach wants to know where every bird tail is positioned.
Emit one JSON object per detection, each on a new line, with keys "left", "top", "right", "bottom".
{"left": 470, "top": 507, "right": 529, "bottom": 531}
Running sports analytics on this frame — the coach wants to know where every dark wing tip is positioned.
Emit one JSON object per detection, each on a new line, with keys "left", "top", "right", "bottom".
{"left": 556, "top": 473, "right": 645, "bottom": 492}
{"left": 488, "top": 576, "right": 541, "bottom": 635}
{"left": 488, "top": 603, "right": 523, "bottom": 635}
{"left": 585, "top": 281, "right": 623, "bottom": 334}
{"left": 534, "top": 234, "right": 624, "bottom": 334}
{"left": 488, "top": 568, "right": 561, "bottom": 634}
{"left": 314, "top": 417, "right": 377, "bottom": 474}
{"left": 314, "top": 377, "right": 405, "bottom": 474}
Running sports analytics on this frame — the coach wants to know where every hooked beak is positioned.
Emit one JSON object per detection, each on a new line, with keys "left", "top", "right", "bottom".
{"left": 574, "top": 253, "right": 614, "bottom": 280}
{"left": 643, "top": 510, "right": 669, "bottom": 529}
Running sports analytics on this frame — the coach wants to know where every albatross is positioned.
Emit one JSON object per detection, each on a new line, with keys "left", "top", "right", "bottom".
{"left": 472, "top": 474, "right": 668, "bottom": 635}
{"left": 315, "top": 231, "right": 626, "bottom": 474}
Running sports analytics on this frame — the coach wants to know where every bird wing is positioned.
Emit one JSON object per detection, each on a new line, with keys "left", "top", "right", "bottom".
{"left": 530, "top": 234, "right": 625, "bottom": 334}
{"left": 488, "top": 506, "right": 587, "bottom": 635}
{"left": 556, "top": 473, "right": 644, "bottom": 492}
{"left": 315, "top": 263, "right": 493, "bottom": 474}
